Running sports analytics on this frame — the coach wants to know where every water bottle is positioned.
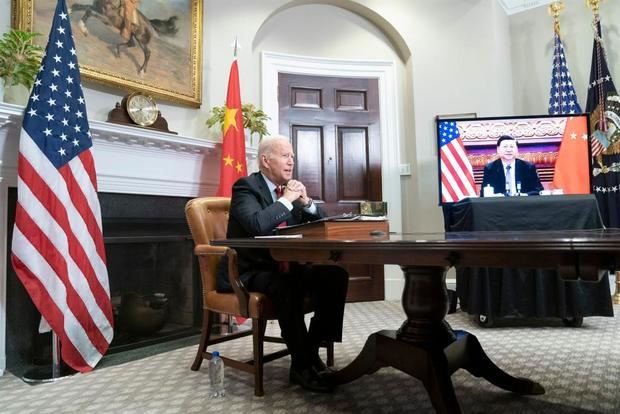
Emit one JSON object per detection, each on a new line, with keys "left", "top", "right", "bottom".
{"left": 209, "top": 351, "right": 225, "bottom": 398}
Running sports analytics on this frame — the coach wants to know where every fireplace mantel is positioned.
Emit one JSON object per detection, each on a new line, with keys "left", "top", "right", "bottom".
{"left": 0, "top": 101, "right": 257, "bottom": 375}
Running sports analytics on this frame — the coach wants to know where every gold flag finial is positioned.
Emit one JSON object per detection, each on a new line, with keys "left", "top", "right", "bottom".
{"left": 586, "top": 0, "right": 602, "bottom": 15}
{"left": 548, "top": 2, "right": 564, "bottom": 34}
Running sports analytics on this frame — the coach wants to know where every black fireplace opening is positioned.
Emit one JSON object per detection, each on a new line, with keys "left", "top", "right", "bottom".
{"left": 6, "top": 190, "right": 202, "bottom": 372}
{"left": 105, "top": 238, "right": 199, "bottom": 353}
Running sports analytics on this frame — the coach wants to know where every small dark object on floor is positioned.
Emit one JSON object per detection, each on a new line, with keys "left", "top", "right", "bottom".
{"left": 562, "top": 316, "right": 584, "bottom": 327}
{"left": 477, "top": 314, "right": 495, "bottom": 328}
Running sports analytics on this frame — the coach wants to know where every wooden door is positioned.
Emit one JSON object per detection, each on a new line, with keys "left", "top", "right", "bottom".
{"left": 278, "top": 73, "right": 383, "bottom": 302}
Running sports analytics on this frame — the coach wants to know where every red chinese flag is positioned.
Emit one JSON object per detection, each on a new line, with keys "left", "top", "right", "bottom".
{"left": 216, "top": 60, "right": 247, "bottom": 325}
{"left": 552, "top": 116, "right": 590, "bottom": 194}
{"left": 216, "top": 60, "right": 247, "bottom": 197}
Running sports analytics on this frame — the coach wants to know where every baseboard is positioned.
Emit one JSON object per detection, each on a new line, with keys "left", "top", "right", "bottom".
{"left": 384, "top": 265, "right": 457, "bottom": 301}
{"left": 447, "top": 279, "right": 456, "bottom": 291}
{"left": 384, "top": 265, "right": 403, "bottom": 300}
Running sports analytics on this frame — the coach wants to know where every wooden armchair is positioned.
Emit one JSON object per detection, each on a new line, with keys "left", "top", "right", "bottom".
{"left": 185, "top": 197, "right": 333, "bottom": 396}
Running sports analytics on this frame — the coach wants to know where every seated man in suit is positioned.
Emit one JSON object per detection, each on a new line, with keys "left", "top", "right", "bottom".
{"left": 217, "top": 135, "right": 349, "bottom": 393}
{"left": 480, "top": 135, "right": 543, "bottom": 196}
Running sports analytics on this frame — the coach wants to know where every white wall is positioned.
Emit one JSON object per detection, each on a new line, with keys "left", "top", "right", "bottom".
{"left": 1, "top": 0, "right": 516, "bottom": 298}
{"left": 510, "top": 0, "right": 620, "bottom": 114}
{"left": 6, "top": 0, "right": 620, "bottom": 231}
{"left": 0, "top": 0, "right": 512, "bottom": 297}
{"left": 401, "top": 1, "right": 514, "bottom": 232}
{"left": 1, "top": 0, "right": 515, "bottom": 233}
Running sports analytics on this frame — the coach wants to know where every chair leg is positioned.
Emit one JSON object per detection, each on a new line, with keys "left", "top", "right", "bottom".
{"left": 326, "top": 341, "right": 335, "bottom": 367}
{"left": 253, "top": 318, "right": 267, "bottom": 397}
{"left": 191, "top": 309, "right": 213, "bottom": 371}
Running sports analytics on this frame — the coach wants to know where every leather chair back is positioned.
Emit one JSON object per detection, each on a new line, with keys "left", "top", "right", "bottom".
{"left": 185, "top": 197, "right": 230, "bottom": 292}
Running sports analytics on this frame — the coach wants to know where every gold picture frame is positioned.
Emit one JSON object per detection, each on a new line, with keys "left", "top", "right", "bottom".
{"left": 12, "top": 0, "right": 202, "bottom": 107}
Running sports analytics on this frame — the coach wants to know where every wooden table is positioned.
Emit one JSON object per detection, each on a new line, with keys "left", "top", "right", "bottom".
{"left": 215, "top": 228, "right": 620, "bottom": 413}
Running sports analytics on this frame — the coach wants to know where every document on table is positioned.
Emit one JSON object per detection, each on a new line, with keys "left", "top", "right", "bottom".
{"left": 254, "top": 234, "right": 303, "bottom": 239}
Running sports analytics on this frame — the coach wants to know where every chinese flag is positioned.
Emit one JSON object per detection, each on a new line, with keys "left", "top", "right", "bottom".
{"left": 217, "top": 60, "right": 248, "bottom": 325}
{"left": 216, "top": 60, "right": 247, "bottom": 197}
{"left": 552, "top": 116, "right": 590, "bottom": 194}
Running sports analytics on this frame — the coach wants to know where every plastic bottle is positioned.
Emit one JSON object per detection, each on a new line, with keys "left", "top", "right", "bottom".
{"left": 208, "top": 351, "right": 225, "bottom": 398}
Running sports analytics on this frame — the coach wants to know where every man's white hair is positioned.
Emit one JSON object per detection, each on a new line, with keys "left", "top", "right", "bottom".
{"left": 258, "top": 135, "right": 291, "bottom": 160}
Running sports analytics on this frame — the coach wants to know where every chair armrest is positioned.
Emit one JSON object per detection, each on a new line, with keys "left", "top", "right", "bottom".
{"left": 194, "top": 244, "right": 227, "bottom": 256}
{"left": 193, "top": 244, "right": 250, "bottom": 317}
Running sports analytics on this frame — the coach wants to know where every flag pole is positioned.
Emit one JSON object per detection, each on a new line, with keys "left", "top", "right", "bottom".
{"left": 21, "top": 331, "right": 73, "bottom": 383}
{"left": 613, "top": 271, "right": 620, "bottom": 305}
{"left": 52, "top": 332, "right": 61, "bottom": 378}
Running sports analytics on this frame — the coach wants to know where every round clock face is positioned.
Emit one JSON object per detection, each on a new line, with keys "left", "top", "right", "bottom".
{"left": 126, "top": 93, "right": 159, "bottom": 126}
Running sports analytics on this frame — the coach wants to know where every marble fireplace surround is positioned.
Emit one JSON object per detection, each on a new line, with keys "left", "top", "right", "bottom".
{"left": 0, "top": 102, "right": 258, "bottom": 375}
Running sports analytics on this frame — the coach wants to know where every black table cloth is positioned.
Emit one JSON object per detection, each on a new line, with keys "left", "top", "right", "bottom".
{"left": 443, "top": 195, "right": 613, "bottom": 321}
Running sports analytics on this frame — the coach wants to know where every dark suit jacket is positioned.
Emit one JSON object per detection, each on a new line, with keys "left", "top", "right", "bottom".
{"left": 217, "top": 172, "right": 325, "bottom": 291}
{"left": 480, "top": 158, "right": 543, "bottom": 196}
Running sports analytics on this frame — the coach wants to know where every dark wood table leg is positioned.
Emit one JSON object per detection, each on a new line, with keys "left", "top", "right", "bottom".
{"left": 334, "top": 265, "right": 544, "bottom": 413}
{"left": 452, "top": 332, "right": 545, "bottom": 395}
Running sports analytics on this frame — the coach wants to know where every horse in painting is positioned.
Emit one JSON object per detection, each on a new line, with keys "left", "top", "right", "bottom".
{"left": 70, "top": 0, "right": 178, "bottom": 75}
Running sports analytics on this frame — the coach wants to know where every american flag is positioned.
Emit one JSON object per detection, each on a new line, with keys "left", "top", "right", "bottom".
{"left": 10, "top": 0, "right": 113, "bottom": 372}
{"left": 438, "top": 121, "right": 476, "bottom": 202}
{"left": 548, "top": 32, "right": 582, "bottom": 115}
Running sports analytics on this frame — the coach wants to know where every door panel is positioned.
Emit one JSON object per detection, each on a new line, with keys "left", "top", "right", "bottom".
{"left": 346, "top": 264, "right": 384, "bottom": 302}
{"left": 292, "top": 126, "right": 323, "bottom": 199}
{"left": 279, "top": 73, "right": 383, "bottom": 302}
{"left": 291, "top": 87, "right": 322, "bottom": 109}
{"left": 338, "top": 127, "right": 368, "bottom": 201}
{"left": 336, "top": 90, "right": 366, "bottom": 111}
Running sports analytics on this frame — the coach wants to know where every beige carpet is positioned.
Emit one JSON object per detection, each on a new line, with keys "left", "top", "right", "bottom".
{"left": 1, "top": 301, "right": 619, "bottom": 413}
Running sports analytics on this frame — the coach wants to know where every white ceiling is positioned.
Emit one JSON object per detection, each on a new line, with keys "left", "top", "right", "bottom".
{"left": 497, "top": 0, "right": 556, "bottom": 15}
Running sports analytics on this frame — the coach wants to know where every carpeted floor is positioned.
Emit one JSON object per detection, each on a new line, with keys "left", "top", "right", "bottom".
{"left": 1, "top": 301, "right": 619, "bottom": 413}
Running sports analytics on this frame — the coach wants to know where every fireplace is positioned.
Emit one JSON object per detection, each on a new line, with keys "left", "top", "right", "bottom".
{"left": 4, "top": 190, "right": 201, "bottom": 371}
{"left": 101, "top": 192, "right": 200, "bottom": 352}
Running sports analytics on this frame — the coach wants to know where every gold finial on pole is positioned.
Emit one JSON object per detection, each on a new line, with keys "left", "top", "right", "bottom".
{"left": 548, "top": 2, "right": 564, "bottom": 34}
{"left": 586, "top": 0, "right": 602, "bottom": 15}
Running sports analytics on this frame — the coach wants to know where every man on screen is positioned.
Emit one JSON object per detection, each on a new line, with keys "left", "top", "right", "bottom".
{"left": 480, "top": 135, "right": 543, "bottom": 196}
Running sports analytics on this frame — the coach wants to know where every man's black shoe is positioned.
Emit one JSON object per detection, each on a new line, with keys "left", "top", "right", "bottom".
{"left": 311, "top": 357, "right": 335, "bottom": 377}
{"left": 289, "top": 367, "right": 334, "bottom": 393}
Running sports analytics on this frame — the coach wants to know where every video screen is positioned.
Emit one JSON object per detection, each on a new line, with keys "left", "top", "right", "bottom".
{"left": 436, "top": 114, "right": 592, "bottom": 204}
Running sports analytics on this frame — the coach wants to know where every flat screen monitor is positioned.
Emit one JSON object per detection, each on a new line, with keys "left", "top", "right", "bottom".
{"left": 436, "top": 114, "right": 592, "bottom": 204}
